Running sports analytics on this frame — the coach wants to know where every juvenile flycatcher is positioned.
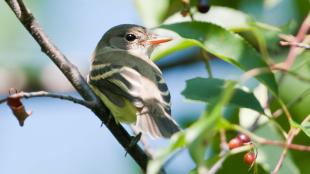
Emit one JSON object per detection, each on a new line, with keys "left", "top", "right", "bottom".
{"left": 88, "top": 24, "right": 180, "bottom": 138}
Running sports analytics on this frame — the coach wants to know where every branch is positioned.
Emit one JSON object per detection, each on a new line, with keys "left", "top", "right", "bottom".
{"left": 231, "top": 124, "right": 310, "bottom": 152}
{"left": 0, "top": 91, "right": 93, "bottom": 108}
{"left": 272, "top": 115, "right": 310, "bottom": 174}
{"left": 207, "top": 145, "right": 252, "bottom": 174}
{"left": 271, "top": 128, "right": 298, "bottom": 174}
{"left": 219, "top": 129, "right": 229, "bottom": 154}
{"left": 4, "top": 0, "right": 149, "bottom": 171}
{"left": 280, "top": 41, "right": 310, "bottom": 50}
{"left": 278, "top": 12, "right": 310, "bottom": 70}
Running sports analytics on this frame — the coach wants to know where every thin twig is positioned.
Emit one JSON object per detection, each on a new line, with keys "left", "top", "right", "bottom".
{"left": 280, "top": 41, "right": 310, "bottom": 50}
{"left": 0, "top": 91, "right": 94, "bottom": 108}
{"left": 271, "top": 128, "right": 297, "bottom": 174}
{"left": 207, "top": 157, "right": 227, "bottom": 174}
{"left": 201, "top": 49, "right": 213, "bottom": 78}
{"left": 272, "top": 115, "right": 310, "bottom": 174}
{"left": 277, "top": 12, "right": 310, "bottom": 85}
{"left": 207, "top": 145, "right": 252, "bottom": 174}
{"left": 277, "top": 99, "right": 293, "bottom": 121}
{"left": 282, "top": 12, "right": 310, "bottom": 69}
{"left": 219, "top": 129, "right": 228, "bottom": 155}
{"left": 239, "top": 67, "right": 270, "bottom": 85}
{"left": 270, "top": 87, "right": 310, "bottom": 119}
{"left": 272, "top": 67, "right": 310, "bottom": 84}
{"left": 5, "top": 0, "right": 149, "bottom": 171}
{"left": 205, "top": 130, "right": 229, "bottom": 174}
{"left": 231, "top": 124, "right": 310, "bottom": 152}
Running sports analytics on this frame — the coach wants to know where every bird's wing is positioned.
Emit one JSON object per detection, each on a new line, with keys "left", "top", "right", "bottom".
{"left": 93, "top": 49, "right": 172, "bottom": 113}
{"left": 88, "top": 63, "right": 144, "bottom": 109}
{"left": 153, "top": 73, "right": 171, "bottom": 115}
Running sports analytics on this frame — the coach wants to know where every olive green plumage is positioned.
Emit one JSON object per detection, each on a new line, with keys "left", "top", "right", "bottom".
{"left": 88, "top": 24, "right": 180, "bottom": 138}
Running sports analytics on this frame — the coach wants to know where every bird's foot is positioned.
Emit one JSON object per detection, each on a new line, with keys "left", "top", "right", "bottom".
{"left": 103, "top": 113, "right": 113, "bottom": 127}
{"left": 125, "top": 132, "right": 142, "bottom": 157}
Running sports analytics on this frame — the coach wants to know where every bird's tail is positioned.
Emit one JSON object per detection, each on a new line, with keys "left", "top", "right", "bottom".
{"left": 136, "top": 101, "right": 181, "bottom": 138}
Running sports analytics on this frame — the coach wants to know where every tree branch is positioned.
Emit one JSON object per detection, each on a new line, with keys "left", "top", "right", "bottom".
{"left": 4, "top": 0, "right": 149, "bottom": 171}
{"left": 272, "top": 115, "right": 310, "bottom": 174}
{"left": 280, "top": 41, "right": 310, "bottom": 50}
{"left": 0, "top": 91, "right": 93, "bottom": 108}
{"left": 282, "top": 12, "right": 310, "bottom": 69}
{"left": 231, "top": 124, "right": 310, "bottom": 152}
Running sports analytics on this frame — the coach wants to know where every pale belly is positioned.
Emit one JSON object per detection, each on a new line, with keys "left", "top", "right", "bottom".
{"left": 90, "top": 85, "right": 137, "bottom": 123}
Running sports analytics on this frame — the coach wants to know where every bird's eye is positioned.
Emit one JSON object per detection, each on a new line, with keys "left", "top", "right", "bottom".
{"left": 125, "top": 34, "right": 136, "bottom": 41}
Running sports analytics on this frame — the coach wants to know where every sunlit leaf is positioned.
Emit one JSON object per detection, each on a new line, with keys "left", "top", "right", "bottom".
{"left": 152, "top": 38, "right": 198, "bottom": 62}
{"left": 134, "top": 0, "right": 170, "bottom": 27}
{"left": 290, "top": 120, "right": 310, "bottom": 138}
{"left": 182, "top": 77, "right": 264, "bottom": 113}
{"left": 164, "top": 6, "right": 254, "bottom": 32}
{"left": 159, "top": 21, "right": 278, "bottom": 93}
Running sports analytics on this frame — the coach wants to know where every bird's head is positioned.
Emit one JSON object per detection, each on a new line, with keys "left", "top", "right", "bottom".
{"left": 96, "top": 24, "right": 172, "bottom": 57}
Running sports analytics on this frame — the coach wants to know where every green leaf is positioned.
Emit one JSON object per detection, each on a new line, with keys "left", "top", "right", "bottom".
{"left": 290, "top": 120, "right": 310, "bottom": 138}
{"left": 134, "top": 0, "right": 170, "bottom": 27}
{"left": 159, "top": 21, "right": 278, "bottom": 94}
{"left": 182, "top": 77, "right": 264, "bottom": 113}
{"left": 152, "top": 38, "right": 198, "bottom": 61}
{"left": 148, "top": 81, "right": 237, "bottom": 173}
{"left": 187, "top": 81, "right": 236, "bottom": 164}
{"left": 164, "top": 6, "right": 254, "bottom": 32}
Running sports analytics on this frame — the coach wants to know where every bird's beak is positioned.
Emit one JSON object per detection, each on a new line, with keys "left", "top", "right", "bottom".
{"left": 147, "top": 37, "right": 172, "bottom": 45}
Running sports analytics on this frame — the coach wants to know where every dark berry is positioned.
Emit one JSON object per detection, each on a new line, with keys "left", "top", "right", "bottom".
{"left": 244, "top": 152, "right": 256, "bottom": 166}
{"left": 228, "top": 137, "right": 243, "bottom": 149}
{"left": 197, "top": 0, "right": 210, "bottom": 13}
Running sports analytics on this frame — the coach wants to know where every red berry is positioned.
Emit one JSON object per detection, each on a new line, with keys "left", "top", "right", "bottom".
{"left": 244, "top": 152, "right": 256, "bottom": 166}
{"left": 237, "top": 134, "right": 251, "bottom": 144}
{"left": 228, "top": 137, "right": 243, "bottom": 149}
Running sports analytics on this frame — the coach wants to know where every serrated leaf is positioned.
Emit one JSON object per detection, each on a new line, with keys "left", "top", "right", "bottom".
{"left": 159, "top": 21, "right": 278, "bottom": 94}
{"left": 182, "top": 77, "right": 264, "bottom": 113}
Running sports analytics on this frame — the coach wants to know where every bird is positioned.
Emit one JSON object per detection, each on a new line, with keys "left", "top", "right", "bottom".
{"left": 87, "top": 24, "right": 180, "bottom": 138}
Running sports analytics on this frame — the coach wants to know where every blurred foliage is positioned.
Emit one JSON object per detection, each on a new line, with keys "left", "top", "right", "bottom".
{"left": 182, "top": 77, "right": 264, "bottom": 112}
{"left": 135, "top": 0, "right": 310, "bottom": 174}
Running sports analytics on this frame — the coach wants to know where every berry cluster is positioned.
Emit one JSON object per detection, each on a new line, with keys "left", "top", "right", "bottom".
{"left": 180, "top": 0, "right": 210, "bottom": 17}
{"left": 228, "top": 134, "right": 256, "bottom": 166}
